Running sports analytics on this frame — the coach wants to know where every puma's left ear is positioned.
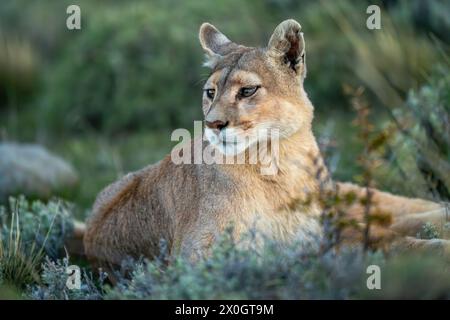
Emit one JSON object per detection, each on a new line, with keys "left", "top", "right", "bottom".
{"left": 199, "top": 23, "right": 240, "bottom": 68}
{"left": 268, "top": 19, "right": 306, "bottom": 77}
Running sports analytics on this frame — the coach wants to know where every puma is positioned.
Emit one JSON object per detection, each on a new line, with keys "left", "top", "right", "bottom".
{"left": 81, "top": 19, "right": 450, "bottom": 270}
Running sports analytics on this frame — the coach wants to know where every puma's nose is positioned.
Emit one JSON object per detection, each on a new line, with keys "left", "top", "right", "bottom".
{"left": 205, "top": 120, "right": 229, "bottom": 131}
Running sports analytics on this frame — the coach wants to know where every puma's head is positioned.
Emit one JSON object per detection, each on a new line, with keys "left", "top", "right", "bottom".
{"left": 199, "top": 19, "right": 313, "bottom": 156}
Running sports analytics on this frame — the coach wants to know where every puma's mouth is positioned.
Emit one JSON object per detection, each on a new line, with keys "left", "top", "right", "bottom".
{"left": 220, "top": 137, "right": 239, "bottom": 145}
{"left": 220, "top": 139, "right": 240, "bottom": 153}
{"left": 205, "top": 127, "right": 252, "bottom": 156}
{"left": 222, "top": 140, "right": 238, "bottom": 145}
{"left": 205, "top": 127, "right": 242, "bottom": 144}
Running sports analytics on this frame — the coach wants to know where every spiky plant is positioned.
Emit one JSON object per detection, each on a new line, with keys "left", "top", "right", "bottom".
{"left": 0, "top": 196, "right": 74, "bottom": 289}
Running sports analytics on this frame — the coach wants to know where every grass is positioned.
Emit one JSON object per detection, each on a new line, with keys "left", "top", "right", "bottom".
{"left": 0, "top": 201, "right": 46, "bottom": 288}
{"left": 0, "top": 196, "right": 74, "bottom": 290}
{"left": 29, "top": 256, "right": 106, "bottom": 300}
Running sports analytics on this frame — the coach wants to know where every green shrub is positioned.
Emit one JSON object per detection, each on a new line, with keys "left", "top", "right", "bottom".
{"left": 0, "top": 196, "right": 74, "bottom": 259}
{"left": 417, "top": 222, "right": 440, "bottom": 240}
{"left": 25, "top": 220, "right": 450, "bottom": 300}
{"left": 0, "top": 0, "right": 74, "bottom": 119}
{"left": 374, "top": 63, "right": 450, "bottom": 199}
{"left": 105, "top": 232, "right": 382, "bottom": 300}
{"left": 0, "top": 196, "right": 74, "bottom": 289}
{"left": 28, "top": 257, "right": 106, "bottom": 300}
{"left": 0, "top": 32, "right": 38, "bottom": 106}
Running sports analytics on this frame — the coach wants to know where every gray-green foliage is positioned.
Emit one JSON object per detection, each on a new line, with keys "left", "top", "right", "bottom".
{"left": 0, "top": 196, "right": 74, "bottom": 288}
{"left": 25, "top": 222, "right": 450, "bottom": 300}
{"left": 26, "top": 229, "right": 385, "bottom": 300}
{"left": 404, "top": 65, "right": 450, "bottom": 200}
{"left": 0, "top": 196, "right": 74, "bottom": 259}
{"left": 383, "top": 64, "right": 450, "bottom": 200}
{"left": 417, "top": 222, "right": 440, "bottom": 240}
{"left": 28, "top": 257, "right": 106, "bottom": 300}
{"left": 106, "top": 233, "right": 383, "bottom": 300}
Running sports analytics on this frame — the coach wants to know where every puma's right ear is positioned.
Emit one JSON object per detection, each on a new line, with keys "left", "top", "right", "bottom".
{"left": 199, "top": 23, "right": 239, "bottom": 68}
{"left": 268, "top": 19, "right": 306, "bottom": 77}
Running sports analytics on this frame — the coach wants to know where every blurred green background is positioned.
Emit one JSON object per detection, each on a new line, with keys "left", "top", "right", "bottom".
{"left": 1, "top": 0, "right": 449, "bottom": 216}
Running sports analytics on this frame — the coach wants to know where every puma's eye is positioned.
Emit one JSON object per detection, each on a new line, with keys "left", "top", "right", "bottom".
{"left": 205, "top": 89, "right": 215, "bottom": 100}
{"left": 239, "top": 86, "right": 260, "bottom": 98}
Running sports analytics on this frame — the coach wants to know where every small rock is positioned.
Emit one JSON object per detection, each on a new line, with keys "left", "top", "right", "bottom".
{"left": 0, "top": 143, "right": 78, "bottom": 201}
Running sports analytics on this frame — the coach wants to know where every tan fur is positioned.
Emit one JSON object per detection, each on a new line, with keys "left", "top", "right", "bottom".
{"left": 83, "top": 20, "right": 449, "bottom": 268}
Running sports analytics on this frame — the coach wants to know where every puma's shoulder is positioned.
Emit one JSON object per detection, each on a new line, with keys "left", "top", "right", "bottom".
{"left": 92, "top": 172, "right": 140, "bottom": 217}
{"left": 90, "top": 159, "right": 170, "bottom": 220}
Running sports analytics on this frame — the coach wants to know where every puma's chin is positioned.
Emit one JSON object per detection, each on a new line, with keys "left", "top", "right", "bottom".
{"left": 216, "top": 140, "right": 251, "bottom": 156}
{"left": 205, "top": 127, "right": 257, "bottom": 156}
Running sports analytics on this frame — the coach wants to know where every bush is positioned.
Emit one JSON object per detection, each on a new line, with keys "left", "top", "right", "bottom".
{"left": 0, "top": 0, "right": 73, "bottom": 116}
{"left": 106, "top": 232, "right": 381, "bottom": 300}
{"left": 24, "top": 215, "right": 450, "bottom": 300}
{"left": 0, "top": 196, "right": 74, "bottom": 259}
{"left": 28, "top": 257, "right": 106, "bottom": 300}
{"left": 0, "top": 196, "right": 74, "bottom": 289}
{"left": 416, "top": 222, "right": 440, "bottom": 240}
{"left": 374, "top": 64, "right": 450, "bottom": 200}
{"left": 0, "top": 32, "right": 38, "bottom": 107}
{"left": 105, "top": 232, "right": 450, "bottom": 300}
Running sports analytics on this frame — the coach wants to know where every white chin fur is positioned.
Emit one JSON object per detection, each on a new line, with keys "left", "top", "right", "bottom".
{"left": 205, "top": 127, "right": 256, "bottom": 156}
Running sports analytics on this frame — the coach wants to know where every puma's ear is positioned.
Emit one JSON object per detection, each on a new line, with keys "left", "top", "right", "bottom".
{"left": 199, "top": 23, "right": 239, "bottom": 68}
{"left": 268, "top": 19, "right": 306, "bottom": 77}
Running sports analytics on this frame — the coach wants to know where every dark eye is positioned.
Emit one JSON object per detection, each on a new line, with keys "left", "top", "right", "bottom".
{"left": 239, "top": 86, "right": 260, "bottom": 98}
{"left": 205, "top": 89, "right": 215, "bottom": 100}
